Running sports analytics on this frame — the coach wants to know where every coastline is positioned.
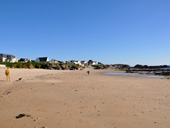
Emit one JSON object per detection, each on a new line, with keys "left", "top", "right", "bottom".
{"left": 0, "top": 68, "right": 170, "bottom": 128}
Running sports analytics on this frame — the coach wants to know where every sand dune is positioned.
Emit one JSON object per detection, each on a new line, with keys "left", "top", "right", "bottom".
{"left": 0, "top": 68, "right": 170, "bottom": 128}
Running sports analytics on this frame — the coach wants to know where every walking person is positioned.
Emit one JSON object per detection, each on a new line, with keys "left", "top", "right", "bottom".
{"left": 87, "top": 70, "right": 90, "bottom": 75}
{"left": 5, "top": 67, "right": 11, "bottom": 82}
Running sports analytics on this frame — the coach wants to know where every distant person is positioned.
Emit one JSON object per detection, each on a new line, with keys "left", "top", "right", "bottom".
{"left": 5, "top": 67, "right": 11, "bottom": 82}
{"left": 87, "top": 70, "right": 90, "bottom": 75}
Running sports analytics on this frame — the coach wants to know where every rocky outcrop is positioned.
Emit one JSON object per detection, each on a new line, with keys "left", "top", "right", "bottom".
{"left": 126, "top": 65, "right": 170, "bottom": 76}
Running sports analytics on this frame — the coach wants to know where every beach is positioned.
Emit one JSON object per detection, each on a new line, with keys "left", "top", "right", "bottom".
{"left": 0, "top": 68, "right": 170, "bottom": 128}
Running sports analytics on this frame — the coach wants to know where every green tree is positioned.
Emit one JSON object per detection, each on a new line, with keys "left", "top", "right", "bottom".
{"left": 88, "top": 60, "right": 93, "bottom": 65}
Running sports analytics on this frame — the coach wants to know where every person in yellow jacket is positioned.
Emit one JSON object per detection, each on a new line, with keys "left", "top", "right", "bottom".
{"left": 5, "top": 67, "right": 11, "bottom": 82}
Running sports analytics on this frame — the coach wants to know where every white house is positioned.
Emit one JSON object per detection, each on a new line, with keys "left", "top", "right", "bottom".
{"left": 65, "top": 60, "right": 82, "bottom": 65}
{"left": 19, "top": 58, "right": 31, "bottom": 63}
{"left": 50, "top": 59, "right": 59, "bottom": 63}
{"left": 92, "top": 61, "right": 98, "bottom": 65}
{"left": 88, "top": 61, "right": 98, "bottom": 65}
{"left": 81, "top": 61, "right": 87, "bottom": 66}
{"left": 73, "top": 60, "right": 81, "bottom": 65}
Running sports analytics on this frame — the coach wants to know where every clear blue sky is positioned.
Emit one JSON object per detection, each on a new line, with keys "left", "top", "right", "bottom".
{"left": 0, "top": 0, "right": 170, "bottom": 66}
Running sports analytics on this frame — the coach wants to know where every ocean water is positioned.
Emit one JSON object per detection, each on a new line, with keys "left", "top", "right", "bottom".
{"left": 161, "top": 68, "right": 170, "bottom": 70}
{"left": 103, "top": 72, "right": 165, "bottom": 78}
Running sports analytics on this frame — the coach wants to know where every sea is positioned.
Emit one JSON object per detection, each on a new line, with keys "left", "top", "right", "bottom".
{"left": 156, "top": 65, "right": 170, "bottom": 70}
{"left": 103, "top": 72, "right": 165, "bottom": 78}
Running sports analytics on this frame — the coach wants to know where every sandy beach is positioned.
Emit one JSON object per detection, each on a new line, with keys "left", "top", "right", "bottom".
{"left": 0, "top": 68, "right": 170, "bottom": 128}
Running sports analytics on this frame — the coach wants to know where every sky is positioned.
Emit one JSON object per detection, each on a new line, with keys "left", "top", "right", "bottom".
{"left": 0, "top": 0, "right": 170, "bottom": 66}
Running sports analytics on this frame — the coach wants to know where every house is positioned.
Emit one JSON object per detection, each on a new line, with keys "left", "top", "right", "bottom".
{"left": 0, "top": 53, "right": 18, "bottom": 63}
{"left": 92, "top": 61, "right": 98, "bottom": 65}
{"left": 50, "top": 59, "right": 59, "bottom": 63}
{"left": 72, "top": 60, "right": 81, "bottom": 65}
{"left": 65, "top": 61, "right": 71, "bottom": 64}
{"left": 19, "top": 58, "right": 31, "bottom": 63}
{"left": 88, "top": 60, "right": 98, "bottom": 65}
{"left": 36, "top": 57, "right": 49, "bottom": 63}
{"left": 81, "top": 61, "right": 87, "bottom": 66}
{"left": 65, "top": 60, "right": 81, "bottom": 65}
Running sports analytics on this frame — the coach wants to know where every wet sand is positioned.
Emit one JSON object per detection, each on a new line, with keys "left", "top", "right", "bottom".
{"left": 0, "top": 68, "right": 170, "bottom": 128}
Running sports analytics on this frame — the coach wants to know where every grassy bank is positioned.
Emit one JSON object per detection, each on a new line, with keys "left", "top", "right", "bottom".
{"left": 0, "top": 62, "right": 82, "bottom": 70}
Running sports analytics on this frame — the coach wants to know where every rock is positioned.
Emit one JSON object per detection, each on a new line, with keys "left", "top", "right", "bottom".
{"left": 18, "top": 78, "right": 22, "bottom": 81}
{"left": 15, "top": 114, "right": 31, "bottom": 119}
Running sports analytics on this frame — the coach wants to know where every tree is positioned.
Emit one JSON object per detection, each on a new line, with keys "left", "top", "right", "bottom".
{"left": 88, "top": 60, "right": 93, "bottom": 65}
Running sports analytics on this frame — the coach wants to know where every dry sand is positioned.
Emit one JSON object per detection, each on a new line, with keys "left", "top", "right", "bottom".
{"left": 0, "top": 68, "right": 170, "bottom": 128}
